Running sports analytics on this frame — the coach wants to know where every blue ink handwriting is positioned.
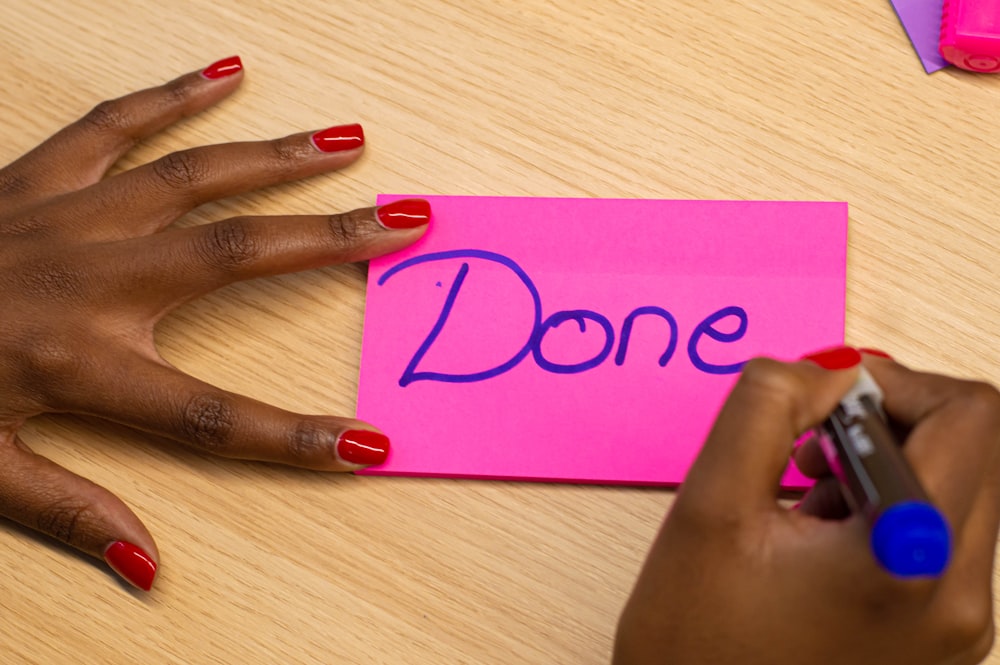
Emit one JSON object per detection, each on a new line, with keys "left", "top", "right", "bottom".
{"left": 378, "top": 249, "right": 749, "bottom": 386}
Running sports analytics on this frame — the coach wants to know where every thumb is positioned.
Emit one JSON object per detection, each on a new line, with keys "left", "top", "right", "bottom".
{"left": 677, "top": 349, "right": 860, "bottom": 519}
{"left": 1, "top": 435, "right": 159, "bottom": 591}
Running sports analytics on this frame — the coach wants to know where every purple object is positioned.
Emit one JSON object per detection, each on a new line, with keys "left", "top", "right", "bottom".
{"left": 891, "top": 0, "right": 951, "bottom": 73}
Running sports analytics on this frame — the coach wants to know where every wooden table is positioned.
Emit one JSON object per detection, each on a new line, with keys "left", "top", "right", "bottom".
{"left": 1, "top": 1, "right": 997, "bottom": 662}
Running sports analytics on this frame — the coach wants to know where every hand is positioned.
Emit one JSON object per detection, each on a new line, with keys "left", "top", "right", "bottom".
{"left": 0, "top": 56, "right": 430, "bottom": 590}
{"left": 613, "top": 348, "right": 1000, "bottom": 665}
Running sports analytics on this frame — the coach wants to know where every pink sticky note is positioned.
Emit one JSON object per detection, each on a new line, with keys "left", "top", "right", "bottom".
{"left": 357, "top": 196, "right": 847, "bottom": 488}
{"left": 891, "top": 0, "right": 951, "bottom": 73}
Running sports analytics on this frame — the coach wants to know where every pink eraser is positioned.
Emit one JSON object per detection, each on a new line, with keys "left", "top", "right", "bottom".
{"left": 940, "top": 0, "right": 1000, "bottom": 71}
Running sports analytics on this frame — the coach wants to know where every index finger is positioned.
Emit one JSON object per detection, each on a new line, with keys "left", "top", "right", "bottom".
{"left": 867, "top": 358, "right": 1000, "bottom": 536}
{"left": 676, "top": 354, "right": 858, "bottom": 520}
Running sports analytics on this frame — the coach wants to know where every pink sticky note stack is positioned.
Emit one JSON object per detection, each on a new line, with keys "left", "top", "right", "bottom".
{"left": 357, "top": 196, "right": 847, "bottom": 488}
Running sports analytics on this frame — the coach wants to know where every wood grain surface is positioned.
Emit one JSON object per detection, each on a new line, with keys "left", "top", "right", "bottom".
{"left": 0, "top": 1, "right": 997, "bottom": 663}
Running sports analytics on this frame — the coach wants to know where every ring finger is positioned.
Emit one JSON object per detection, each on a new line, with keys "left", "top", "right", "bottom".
{"left": 64, "top": 352, "right": 392, "bottom": 471}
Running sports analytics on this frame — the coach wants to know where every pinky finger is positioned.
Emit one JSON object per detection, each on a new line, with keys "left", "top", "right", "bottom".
{"left": 0, "top": 436, "right": 159, "bottom": 591}
{"left": 0, "top": 56, "right": 244, "bottom": 211}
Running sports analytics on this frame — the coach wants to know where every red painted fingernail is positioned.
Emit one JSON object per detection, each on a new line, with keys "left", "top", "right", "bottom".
{"left": 311, "top": 123, "right": 365, "bottom": 153}
{"left": 201, "top": 55, "right": 243, "bottom": 80}
{"left": 104, "top": 541, "right": 157, "bottom": 591}
{"left": 802, "top": 345, "right": 862, "bottom": 370}
{"left": 377, "top": 199, "right": 432, "bottom": 229}
{"left": 860, "top": 348, "right": 893, "bottom": 360}
{"left": 337, "top": 429, "right": 390, "bottom": 466}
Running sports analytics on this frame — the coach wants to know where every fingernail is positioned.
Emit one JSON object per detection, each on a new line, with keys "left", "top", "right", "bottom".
{"left": 860, "top": 348, "right": 893, "bottom": 360}
{"left": 377, "top": 199, "right": 432, "bottom": 229}
{"left": 104, "top": 541, "right": 157, "bottom": 591}
{"left": 790, "top": 500, "right": 803, "bottom": 511}
{"left": 201, "top": 55, "right": 243, "bottom": 80}
{"left": 802, "top": 345, "right": 862, "bottom": 370}
{"left": 337, "top": 429, "right": 390, "bottom": 466}
{"left": 311, "top": 123, "right": 365, "bottom": 153}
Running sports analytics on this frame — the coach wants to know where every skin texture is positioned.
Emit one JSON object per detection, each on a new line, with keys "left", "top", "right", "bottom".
{"left": 3, "top": 63, "right": 998, "bottom": 664}
{"left": 0, "top": 62, "right": 427, "bottom": 584}
{"left": 614, "top": 354, "right": 1000, "bottom": 665}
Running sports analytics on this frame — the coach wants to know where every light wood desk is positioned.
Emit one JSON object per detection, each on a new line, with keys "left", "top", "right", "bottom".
{"left": 0, "top": 1, "right": 997, "bottom": 663}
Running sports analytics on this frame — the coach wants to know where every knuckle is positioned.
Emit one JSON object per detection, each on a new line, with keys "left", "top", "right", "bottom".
{"left": 931, "top": 592, "right": 994, "bottom": 655}
{"left": 735, "top": 357, "right": 801, "bottom": 410}
{"left": 36, "top": 500, "right": 91, "bottom": 544}
{"left": 82, "top": 99, "right": 132, "bottom": 133}
{"left": 197, "top": 218, "right": 262, "bottom": 272}
{"left": 18, "top": 259, "right": 84, "bottom": 301}
{"left": 326, "top": 208, "right": 376, "bottom": 249}
{"left": 180, "top": 393, "right": 236, "bottom": 453}
{"left": 16, "top": 332, "right": 85, "bottom": 396}
{"left": 152, "top": 149, "right": 209, "bottom": 190}
{"left": 163, "top": 75, "right": 198, "bottom": 107}
{"left": 1, "top": 213, "right": 52, "bottom": 237}
{"left": 0, "top": 170, "right": 31, "bottom": 197}
{"left": 960, "top": 380, "right": 1000, "bottom": 418}
{"left": 289, "top": 421, "right": 336, "bottom": 460}
{"left": 270, "top": 134, "right": 314, "bottom": 168}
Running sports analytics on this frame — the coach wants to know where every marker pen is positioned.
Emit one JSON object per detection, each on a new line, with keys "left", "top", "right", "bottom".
{"left": 816, "top": 367, "right": 951, "bottom": 577}
{"left": 940, "top": 0, "right": 1000, "bottom": 72}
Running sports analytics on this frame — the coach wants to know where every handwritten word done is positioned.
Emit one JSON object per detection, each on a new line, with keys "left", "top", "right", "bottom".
{"left": 378, "top": 249, "right": 749, "bottom": 386}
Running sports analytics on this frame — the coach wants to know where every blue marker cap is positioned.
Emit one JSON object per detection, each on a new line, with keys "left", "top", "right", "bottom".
{"left": 871, "top": 501, "right": 951, "bottom": 577}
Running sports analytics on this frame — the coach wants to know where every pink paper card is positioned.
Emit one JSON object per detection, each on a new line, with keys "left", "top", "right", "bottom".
{"left": 357, "top": 196, "right": 847, "bottom": 488}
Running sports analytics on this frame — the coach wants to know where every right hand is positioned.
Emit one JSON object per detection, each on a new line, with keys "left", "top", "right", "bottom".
{"left": 614, "top": 349, "right": 1000, "bottom": 665}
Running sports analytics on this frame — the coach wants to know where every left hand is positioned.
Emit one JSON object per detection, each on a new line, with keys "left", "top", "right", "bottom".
{"left": 0, "top": 56, "right": 429, "bottom": 590}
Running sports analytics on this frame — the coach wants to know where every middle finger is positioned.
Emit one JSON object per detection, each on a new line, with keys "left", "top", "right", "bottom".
{"left": 100, "top": 200, "right": 430, "bottom": 315}
{"left": 41, "top": 123, "right": 366, "bottom": 241}
{"left": 869, "top": 359, "right": 1000, "bottom": 538}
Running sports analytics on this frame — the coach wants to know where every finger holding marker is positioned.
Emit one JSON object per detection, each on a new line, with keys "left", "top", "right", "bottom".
{"left": 616, "top": 355, "right": 871, "bottom": 665}
{"left": 795, "top": 351, "right": 1000, "bottom": 551}
{"left": 862, "top": 355, "right": 1000, "bottom": 659}
{"left": 865, "top": 360, "right": 1000, "bottom": 630}
{"left": 794, "top": 350, "right": 914, "bottom": 520}
{"left": 676, "top": 354, "right": 858, "bottom": 519}
{"left": 866, "top": 360, "right": 1000, "bottom": 530}
{"left": 796, "top": 348, "right": 1000, "bottom": 576}
{"left": 793, "top": 349, "right": 916, "bottom": 483}
{"left": 800, "top": 347, "right": 956, "bottom": 578}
